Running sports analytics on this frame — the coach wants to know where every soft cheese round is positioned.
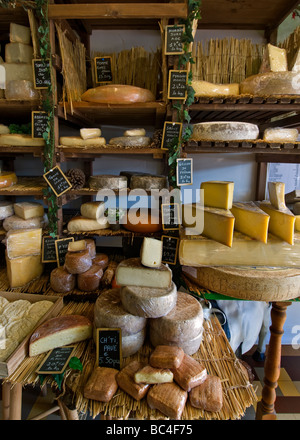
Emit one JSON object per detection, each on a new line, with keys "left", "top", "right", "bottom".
{"left": 149, "top": 292, "right": 203, "bottom": 341}
{"left": 120, "top": 282, "right": 177, "bottom": 318}
{"left": 94, "top": 288, "right": 147, "bottom": 336}
{"left": 2, "top": 299, "right": 31, "bottom": 321}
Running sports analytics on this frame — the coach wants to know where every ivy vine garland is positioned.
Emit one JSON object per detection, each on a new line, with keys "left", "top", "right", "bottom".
{"left": 168, "top": 0, "right": 201, "bottom": 189}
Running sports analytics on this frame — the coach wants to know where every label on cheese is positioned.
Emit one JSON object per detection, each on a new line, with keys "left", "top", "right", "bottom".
{"left": 230, "top": 201, "right": 270, "bottom": 243}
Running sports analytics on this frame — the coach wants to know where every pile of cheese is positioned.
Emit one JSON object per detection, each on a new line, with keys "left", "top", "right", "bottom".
{"left": 60, "top": 128, "right": 106, "bottom": 149}
{"left": 0, "top": 297, "right": 53, "bottom": 362}
{"left": 1, "top": 201, "right": 47, "bottom": 288}
{"left": 94, "top": 237, "right": 204, "bottom": 358}
{"left": 67, "top": 201, "right": 109, "bottom": 233}
{"left": 49, "top": 237, "right": 109, "bottom": 293}
{"left": 2, "top": 23, "right": 37, "bottom": 100}
{"left": 109, "top": 128, "right": 151, "bottom": 148}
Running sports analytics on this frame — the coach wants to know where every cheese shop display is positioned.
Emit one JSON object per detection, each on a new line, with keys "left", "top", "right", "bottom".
{"left": 88, "top": 174, "right": 127, "bottom": 190}
{"left": 191, "top": 80, "right": 239, "bottom": 97}
{"left": 191, "top": 121, "right": 259, "bottom": 142}
{"left": 240, "top": 72, "right": 300, "bottom": 96}
{"left": 263, "top": 128, "right": 299, "bottom": 143}
{"left": 259, "top": 201, "right": 295, "bottom": 245}
{"left": 230, "top": 202, "right": 270, "bottom": 243}
{"left": 81, "top": 84, "right": 155, "bottom": 104}
{"left": 0, "top": 171, "right": 17, "bottom": 188}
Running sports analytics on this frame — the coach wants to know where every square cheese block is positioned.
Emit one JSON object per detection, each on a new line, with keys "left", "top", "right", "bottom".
{"left": 13, "top": 202, "right": 44, "bottom": 220}
{"left": 68, "top": 240, "right": 87, "bottom": 252}
{"left": 200, "top": 181, "right": 234, "bottom": 210}
{"left": 83, "top": 367, "right": 118, "bottom": 402}
{"left": 134, "top": 365, "right": 173, "bottom": 384}
{"left": 268, "top": 181, "right": 286, "bottom": 210}
{"left": 172, "top": 353, "right": 207, "bottom": 392}
{"left": 147, "top": 382, "right": 188, "bottom": 419}
{"left": 6, "top": 228, "right": 42, "bottom": 259}
{"left": 6, "top": 252, "right": 44, "bottom": 288}
{"left": 10, "top": 23, "right": 31, "bottom": 44}
{"left": 140, "top": 237, "right": 163, "bottom": 268}
{"left": 230, "top": 201, "right": 270, "bottom": 243}
{"left": 260, "top": 201, "right": 295, "bottom": 245}
{"left": 5, "top": 42, "right": 33, "bottom": 63}
{"left": 189, "top": 375, "right": 223, "bottom": 412}
{"left": 150, "top": 345, "right": 185, "bottom": 369}
{"left": 115, "top": 257, "right": 172, "bottom": 289}
{"left": 3, "top": 63, "right": 33, "bottom": 86}
{"left": 117, "top": 361, "right": 150, "bottom": 401}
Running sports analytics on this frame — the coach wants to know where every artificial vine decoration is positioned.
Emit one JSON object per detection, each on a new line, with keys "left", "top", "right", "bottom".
{"left": 167, "top": 0, "right": 201, "bottom": 189}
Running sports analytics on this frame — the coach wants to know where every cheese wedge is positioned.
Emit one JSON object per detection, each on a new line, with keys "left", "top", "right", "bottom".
{"left": 268, "top": 182, "right": 286, "bottom": 210}
{"left": 13, "top": 202, "right": 44, "bottom": 220}
{"left": 260, "top": 201, "right": 295, "bottom": 245}
{"left": 260, "top": 44, "right": 288, "bottom": 73}
{"left": 6, "top": 228, "right": 42, "bottom": 259}
{"left": 230, "top": 202, "right": 270, "bottom": 243}
{"left": 6, "top": 252, "right": 43, "bottom": 288}
{"left": 140, "top": 237, "right": 163, "bottom": 268}
{"left": 200, "top": 181, "right": 234, "bottom": 210}
{"left": 183, "top": 204, "right": 235, "bottom": 247}
{"left": 295, "top": 215, "right": 300, "bottom": 232}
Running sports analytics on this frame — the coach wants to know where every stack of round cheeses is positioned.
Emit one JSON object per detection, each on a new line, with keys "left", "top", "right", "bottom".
{"left": 109, "top": 128, "right": 151, "bottom": 148}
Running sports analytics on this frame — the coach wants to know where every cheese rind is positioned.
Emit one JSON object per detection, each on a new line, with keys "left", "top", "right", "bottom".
{"left": 81, "top": 84, "right": 155, "bottom": 104}
{"left": 0, "top": 201, "right": 14, "bottom": 220}
{"left": 13, "top": 202, "right": 44, "bottom": 220}
{"left": 80, "top": 128, "right": 101, "bottom": 140}
{"left": 122, "top": 328, "right": 146, "bottom": 357}
{"left": 200, "top": 181, "right": 234, "bottom": 210}
{"left": 5, "top": 42, "right": 33, "bottom": 63}
{"left": 268, "top": 181, "right": 286, "bottom": 210}
{"left": 140, "top": 237, "right": 163, "bottom": 268}
{"left": 230, "top": 201, "right": 270, "bottom": 243}
{"left": 68, "top": 240, "right": 87, "bottom": 252}
{"left": 10, "top": 23, "right": 31, "bottom": 44}
{"left": 3, "top": 215, "right": 47, "bottom": 232}
{"left": 130, "top": 174, "right": 168, "bottom": 190}
{"left": 240, "top": 72, "right": 300, "bottom": 96}
{"left": 191, "top": 121, "right": 259, "bottom": 142}
{"left": 260, "top": 201, "right": 295, "bottom": 245}
{"left": 0, "top": 134, "right": 44, "bottom": 147}
{"left": 6, "top": 228, "right": 42, "bottom": 259}
{"left": 263, "top": 128, "right": 298, "bottom": 143}
{"left": 67, "top": 216, "right": 109, "bottom": 232}
{"left": 260, "top": 44, "right": 288, "bottom": 73}
{"left": 59, "top": 136, "right": 106, "bottom": 147}
{"left": 192, "top": 80, "right": 239, "bottom": 97}
{"left": 150, "top": 328, "right": 203, "bottom": 356}
{"left": 3, "top": 63, "right": 33, "bottom": 86}
{"left": 6, "top": 252, "right": 43, "bottom": 288}
{"left": 124, "top": 128, "right": 146, "bottom": 137}
{"left": 80, "top": 201, "right": 105, "bottom": 220}
{"left": 134, "top": 365, "right": 173, "bottom": 384}
{"left": 88, "top": 175, "right": 127, "bottom": 190}
{"left": 295, "top": 215, "right": 300, "bottom": 232}
{"left": 0, "top": 171, "right": 17, "bottom": 188}
{"left": 147, "top": 382, "right": 188, "bottom": 419}
{"left": 115, "top": 258, "right": 172, "bottom": 289}
{"left": 109, "top": 136, "right": 150, "bottom": 147}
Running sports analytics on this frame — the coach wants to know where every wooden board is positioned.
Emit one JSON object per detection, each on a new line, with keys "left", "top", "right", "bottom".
{"left": 0, "top": 292, "right": 64, "bottom": 378}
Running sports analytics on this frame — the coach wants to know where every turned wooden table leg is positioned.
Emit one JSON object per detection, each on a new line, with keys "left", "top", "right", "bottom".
{"left": 256, "top": 301, "right": 292, "bottom": 420}
{"left": 9, "top": 383, "right": 22, "bottom": 420}
{"left": 2, "top": 382, "right": 11, "bottom": 420}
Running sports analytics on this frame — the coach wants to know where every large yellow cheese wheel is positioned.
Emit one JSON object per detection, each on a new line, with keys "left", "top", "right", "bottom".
{"left": 81, "top": 84, "right": 155, "bottom": 104}
{"left": 0, "top": 171, "right": 17, "bottom": 188}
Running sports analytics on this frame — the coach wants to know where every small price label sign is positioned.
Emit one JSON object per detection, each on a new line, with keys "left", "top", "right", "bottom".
{"left": 43, "top": 165, "right": 72, "bottom": 197}
{"left": 165, "top": 25, "right": 185, "bottom": 55}
{"left": 161, "top": 235, "right": 179, "bottom": 265}
{"left": 55, "top": 237, "right": 74, "bottom": 267}
{"left": 161, "top": 121, "right": 182, "bottom": 151}
{"left": 96, "top": 328, "right": 122, "bottom": 370}
{"left": 168, "top": 70, "right": 188, "bottom": 100}
{"left": 32, "top": 111, "right": 48, "bottom": 139}
{"left": 161, "top": 203, "right": 181, "bottom": 231}
{"left": 94, "top": 56, "right": 113, "bottom": 83}
{"left": 32, "top": 59, "right": 51, "bottom": 89}
{"left": 36, "top": 346, "right": 75, "bottom": 375}
{"left": 176, "top": 158, "right": 193, "bottom": 186}
{"left": 42, "top": 235, "right": 59, "bottom": 263}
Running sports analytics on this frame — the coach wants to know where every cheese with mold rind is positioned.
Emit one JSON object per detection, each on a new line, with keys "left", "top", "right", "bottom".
{"left": 191, "top": 121, "right": 259, "bottom": 142}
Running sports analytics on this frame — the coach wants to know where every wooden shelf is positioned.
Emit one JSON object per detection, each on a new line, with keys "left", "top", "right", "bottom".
{"left": 0, "top": 145, "right": 43, "bottom": 157}
{"left": 58, "top": 146, "right": 165, "bottom": 160}
{"left": 58, "top": 101, "right": 167, "bottom": 127}
{"left": 64, "top": 227, "right": 163, "bottom": 238}
{"left": 0, "top": 100, "right": 41, "bottom": 124}
{"left": 0, "top": 177, "right": 46, "bottom": 197}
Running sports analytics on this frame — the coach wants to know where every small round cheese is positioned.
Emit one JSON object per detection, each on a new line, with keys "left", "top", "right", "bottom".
{"left": 120, "top": 282, "right": 177, "bottom": 318}
{"left": 93, "top": 253, "right": 109, "bottom": 270}
{"left": 123, "top": 128, "right": 146, "bottom": 137}
{"left": 50, "top": 267, "right": 76, "bottom": 293}
{"left": 150, "top": 327, "right": 204, "bottom": 356}
{"left": 65, "top": 249, "right": 93, "bottom": 274}
{"left": 77, "top": 265, "right": 103, "bottom": 291}
{"left": 122, "top": 328, "right": 146, "bottom": 358}
{"left": 94, "top": 288, "right": 147, "bottom": 336}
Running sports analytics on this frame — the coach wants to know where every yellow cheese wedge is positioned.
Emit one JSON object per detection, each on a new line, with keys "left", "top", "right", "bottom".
{"left": 295, "top": 215, "right": 300, "bottom": 232}
{"left": 6, "top": 228, "right": 42, "bottom": 259}
{"left": 182, "top": 204, "right": 235, "bottom": 247}
{"left": 268, "top": 181, "right": 286, "bottom": 210}
{"left": 6, "top": 252, "right": 44, "bottom": 288}
{"left": 260, "top": 201, "right": 295, "bottom": 245}
{"left": 200, "top": 181, "right": 234, "bottom": 210}
{"left": 231, "top": 202, "right": 270, "bottom": 243}
{"left": 13, "top": 202, "right": 44, "bottom": 220}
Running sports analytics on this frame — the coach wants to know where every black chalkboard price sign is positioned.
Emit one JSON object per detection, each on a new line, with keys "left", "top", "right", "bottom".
{"left": 176, "top": 158, "right": 193, "bottom": 186}
{"left": 36, "top": 346, "right": 75, "bottom": 375}
{"left": 161, "top": 121, "right": 182, "bottom": 151}
{"left": 161, "top": 203, "right": 181, "bottom": 231}
{"left": 161, "top": 235, "right": 179, "bottom": 265}
{"left": 165, "top": 25, "right": 185, "bottom": 55}
{"left": 55, "top": 237, "right": 74, "bottom": 267}
{"left": 32, "top": 111, "right": 48, "bottom": 140}
{"left": 43, "top": 166, "right": 72, "bottom": 197}
{"left": 94, "top": 56, "right": 113, "bottom": 83}
{"left": 96, "top": 328, "right": 122, "bottom": 370}
{"left": 42, "top": 235, "right": 58, "bottom": 263}
{"left": 32, "top": 59, "right": 51, "bottom": 89}
{"left": 168, "top": 70, "right": 188, "bottom": 100}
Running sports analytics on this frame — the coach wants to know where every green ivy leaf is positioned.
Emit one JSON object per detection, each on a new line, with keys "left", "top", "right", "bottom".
{"left": 69, "top": 357, "right": 83, "bottom": 372}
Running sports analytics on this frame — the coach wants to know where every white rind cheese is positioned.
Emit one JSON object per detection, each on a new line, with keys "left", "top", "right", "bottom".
{"left": 240, "top": 72, "right": 300, "bottom": 96}
{"left": 67, "top": 216, "right": 109, "bottom": 232}
{"left": 80, "top": 128, "right": 101, "bottom": 140}
{"left": 150, "top": 327, "right": 203, "bottom": 356}
{"left": 191, "top": 121, "right": 259, "bottom": 142}
{"left": 0, "top": 134, "right": 44, "bottom": 147}
{"left": 263, "top": 128, "right": 299, "bottom": 143}
{"left": 109, "top": 136, "right": 150, "bottom": 147}
{"left": 59, "top": 136, "right": 106, "bottom": 147}
{"left": 3, "top": 214, "right": 47, "bottom": 232}
{"left": 123, "top": 128, "right": 146, "bottom": 137}
{"left": 140, "top": 237, "right": 163, "bottom": 268}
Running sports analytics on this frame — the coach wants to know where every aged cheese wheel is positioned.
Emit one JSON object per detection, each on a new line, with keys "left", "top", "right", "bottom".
{"left": 0, "top": 124, "right": 10, "bottom": 134}
{"left": 150, "top": 327, "right": 203, "bottom": 356}
{"left": 263, "top": 128, "right": 299, "bottom": 143}
{"left": 94, "top": 288, "right": 147, "bottom": 336}
{"left": 0, "top": 134, "right": 45, "bottom": 146}
{"left": 93, "top": 253, "right": 109, "bottom": 270}
{"left": 5, "top": 80, "right": 39, "bottom": 100}
{"left": 50, "top": 267, "right": 76, "bottom": 293}
{"left": 77, "top": 265, "right": 103, "bottom": 291}
{"left": 81, "top": 84, "right": 155, "bottom": 104}
{"left": 240, "top": 72, "right": 300, "bottom": 96}
{"left": 64, "top": 248, "right": 93, "bottom": 274}
{"left": 0, "top": 171, "right": 17, "bottom": 188}
{"left": 120, "top": 282, "right": 177, "bottom": 318}
{"left": 150, "top": 292, "right": 203, "bottom": 341}
{"left": 0, "top": 201, "right": 14, "bottom": 220}
{"left": 123, "top": 209, "right": 162, "bottom": 233}
{"left": 88, "top": 174, "right": 127, "bottom": 190}
{"left": 191, "top": 121, "right": 259, "bottom": 142}
{"left": 3, "top": 214, "right": 47, "bottom": 232}
{"left": 130, "top": 175, "right": 169, "bottom": 191}
{"left": 67, "top": 216, "right": 109, "bottom": 232}
{"left": 109, "top": 136, "right": 150, "bottom": 147}
{"left": 192, "top": 80, "right": 239, "bottom": 97}
{"left": 122, "top": 328, "right": 146, "bottom": 358}
{"left": 59, "top": 136, "right": 106, "bottom": 147}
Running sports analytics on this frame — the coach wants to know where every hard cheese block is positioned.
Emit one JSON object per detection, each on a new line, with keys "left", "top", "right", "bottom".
{"left": 191, "top": 121, "right": 259, "bottom": 141}
{"left": 140, "top": 237, "right": 163, "bottom": 268}
{"left": 81, "top": 84, "right": 155, "bottom": 104}
{"left": 109, "top": 136, "right": 150, "bottom": 147}
{"left": 240, "top": 72, "right": 300, "bottom": 96}
{"left": 6, "top": 228, "right": 42, "bottom": 259}
{"left": 6, "top": 252, "right": 43, "bottom": 288}
{"left": 295, "top": 215, "right": 300, "bottom": 232}
{"left": 13, "top": 202, "right": 44, "bottom": 220}
{"left": 191, "top": 80, "right": 239, "bottom": 97}
{"left": 147, "top": 382, "right": 187, "bottom": 419}
{"left": 67, "top": 216, "right": 109, "bottom": 232}
{"left": 263, "top": 128, "right": 299, "bottom": 143}
{"left": 3, "top": 63, "right": 33, "bottom": 86}
{"left": 115, "top": 257, "right": 172, "bottom": 289}
{"left": 80, "top": 201, "right": 105, "bottom": 220}
{"left": 130, "top": 174, "right": 168, "bottom": 190}
{"left": 5, "top": 42, "right": 33, "bottom": 63}
{"left": 0, "top": 201, "right": 14, "bottom": 220}
{"left": 260, "top": 44, "right": 288, "bottom": 73}
{"left": 200, "top": 181, "right": 234, "bottom": 210}
{"left": 182, "top": 204, "right": 235, "bottom": 247}
{"left": 179, "top": 230, "right": 300, "bottom": 267}
{"left": 116, "top": 361, "right": 150, "bottom": 401}
{"left": 80, "top": 128, "right": 101, "bottom": 140}
{"left": 88, "top": 175, "right": 127, "bottom": 190}
{"left": 10, "top": 23, "right": 31, "bottom": 44}
{"left": 260, "top": 201, "right": 295, "bottom": 245}
{"left": 268, "top": 182, "right": 286, "bottom": 210}
{"left": 0, "top": 134, "right": 44, "bottom": 147}
{"left": 230, "top": 202, "right": 270, "bottom": 243}
{"left": 5, "top": 80, "right": 39, "bottom": 100}
{"left": 3, "top": 215, "right": 46, "bottom": 232}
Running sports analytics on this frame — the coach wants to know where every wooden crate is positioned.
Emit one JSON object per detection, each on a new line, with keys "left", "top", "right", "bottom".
{"left": 0, "top": 292, "right": 64, "bottom": 378}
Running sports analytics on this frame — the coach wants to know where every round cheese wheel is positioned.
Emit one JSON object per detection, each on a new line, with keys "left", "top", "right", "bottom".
{"left": 93, "top": 253, "right": 109, "bottom": 270}
{"left": 64, "top": 248, "right": 93, "bottom": 274}
{"left": 240, "top": 72, "right": 300, "bottom": 96}
{"left": 0, "top": 171, "right": 17, "bottom": 188}
{"left": 130, "top": 175, "right": 169, "bottom": 191}
{"left": 149, "top": 292, "right": 203, "bottom": 341}
{"left": 88, "top": 174, "right": 127, "bottom": 190}
{"left": 120, "top": 282, "right": 177, "bottom": 318}
{"left": 124, "top": 128, "right": 146, "bottom": 137}
{"left": 50, "top": 267, "right": 76, "bottom": 293}
{"left": 150, "top": 327, "right": 204, "bottom": 356}
{"left": 77, "top": 265, "right": 103, "bottom": 291}
{"left": 81, "top": 84, "right": 155, "bottom": 104}
{"left": 122, "top": 328, "right": 146, "bottom": 358}
{"left": 109, "top": 136, "right": 150, "bottom": 147}
{"left": 3, "top": 214, "right": 47, "bottom": 232}
{"left": 94, "top": 288, "right": 147, "bottom": 336}
{"left": 123, "top": 209, "right": 162, "bottom": 233}
{"left": 191, "top": 121, "right": 259, "bottom": 142}
{"left": 85, "top": 238, "right": 96, "bottom": 258}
